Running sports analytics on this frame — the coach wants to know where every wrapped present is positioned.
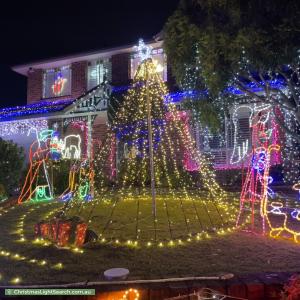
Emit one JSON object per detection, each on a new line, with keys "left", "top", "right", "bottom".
{"left": 50, "top": 220, "right": 59, "bottom": 242}
{"left": 75, "top": 223, "right": 88, "bottom": 247}
{"left": 34, "top": 222, "right": 42, "bottom": 237}
{"left": 57, "top": 221, "right": 72, "bottom": 247}
{"left": 40, "top": 223, "right": 50, "bottom": 238}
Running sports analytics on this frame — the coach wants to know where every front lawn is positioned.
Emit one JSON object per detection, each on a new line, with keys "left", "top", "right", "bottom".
{"left": 0, "top": 201, "right": 300, "bottom": 285}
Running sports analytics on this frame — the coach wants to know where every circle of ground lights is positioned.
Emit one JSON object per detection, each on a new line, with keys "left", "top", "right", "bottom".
{"left": 87, "top": 57, "right": 241, "bottom": 247}
{"left": 122, "top": 288, "right": 139, "bottom": 300}
{"left": 74, "top": 193, "right": 244, "bottom": 248}
{"left": 0, "top": 202, "right": 64, "bottom": 284}
{"left": 90, "top": 195, "right": 243, "bottom": 248}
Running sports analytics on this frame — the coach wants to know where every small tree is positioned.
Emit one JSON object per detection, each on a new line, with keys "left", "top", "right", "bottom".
{"left": 0, "top": 138, "right": 25, "bottom": 196}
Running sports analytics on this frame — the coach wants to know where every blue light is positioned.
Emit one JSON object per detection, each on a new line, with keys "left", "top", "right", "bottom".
{"left": 0, "top": 99, "right": 75, "bottom": 122}
{"left": 0, "top": 77, "right": 287, "bottom": 123}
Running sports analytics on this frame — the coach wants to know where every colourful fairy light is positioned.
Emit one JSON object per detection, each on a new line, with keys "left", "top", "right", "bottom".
{"left": 0, "top": 99, "right": 74, "bottom": 122}
{"left": 18, "top": 128, "right": 54, "bottom": 203}
{"left": 292, "top": 183, "right": 300, "bottom": 201}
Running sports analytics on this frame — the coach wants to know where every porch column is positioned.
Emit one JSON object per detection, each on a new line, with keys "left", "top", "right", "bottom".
{"left": 87, "top": 115, "right": 92, "bottom": 160}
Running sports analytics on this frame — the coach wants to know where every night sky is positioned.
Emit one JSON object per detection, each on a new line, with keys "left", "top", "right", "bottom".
{"left": 0, "top": 0, "right": 179, "bottom": 108}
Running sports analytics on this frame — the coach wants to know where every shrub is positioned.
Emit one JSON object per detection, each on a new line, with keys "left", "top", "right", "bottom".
{"left": 0, "top": 138, "right": 25, "bottom": 196}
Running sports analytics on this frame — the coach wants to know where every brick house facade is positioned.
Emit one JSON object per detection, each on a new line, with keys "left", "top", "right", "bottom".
{"left": 4, "top": 39, "right": 275, "bottom": 172}
{"left": 5, "top": 40, "right": 166, "bottom": 161}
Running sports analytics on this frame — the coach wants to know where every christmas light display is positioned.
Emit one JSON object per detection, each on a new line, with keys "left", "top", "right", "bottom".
{"left": 0, "top": 119, "right": 48, "bottom": 136}
{"left": 31, "top": 185, "right": 52, "bottom": 202}
{"left": 0, "top": 202, "right": 65, "bottom": 284}
{"left": 235, "top": 103, "right": 300, "bottom": 243}
{"left": 133, "top": 39, "right": 153, "bottom": 61}
{"left": 51, "top": 73, "right": 67, "bottom": 96}
{"left": 58, "top": 159, "right": 94, "bottom": 203}
{"left": 230, "top": 105, "right": 252, "bottom": 165}
{"left": 292, "top": 183, "right": 300, "bottom": 201}
{"left": 282, "top": 111, "right": 300, "bottom": 184}
{"left": 62, "top": 39, "right": 237, "bottom": 248}
{"left": 122, "top": 288, "right": 139, "bottom": 300}
{"left": 236, "top": 104, "right": 280, "bottom": 231}
{"left": 16, "top": 119, "right": 93, "bottom": 204}
{"left": 61, "top": 134, "right": 82, "bottom": 160}
{"left": 18, "top": 128, "right": 54, "bottom": 203}
{"left": 0, "top": 99, "right": 74, "bottom": 122}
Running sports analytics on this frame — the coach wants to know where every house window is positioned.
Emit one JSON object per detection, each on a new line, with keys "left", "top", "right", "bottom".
{"left": 130, "top": 48, "right": 167, "bottom": 81}
{"left": 87, "top": 59, "right": 111, "bottom": 90}
{"left": 43, "top": 66, "right": 71, "bottom": 98}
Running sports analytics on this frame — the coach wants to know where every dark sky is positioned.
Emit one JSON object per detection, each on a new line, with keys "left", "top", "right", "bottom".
{"left": 0, "top": 0, "right": 179, "bottom": 108}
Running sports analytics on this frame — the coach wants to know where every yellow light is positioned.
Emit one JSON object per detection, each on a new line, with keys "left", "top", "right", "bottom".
{"left": 40, "top": 260, "right": 47, "bottom": 266}
{"left": 53, "top": 262, "right": 63, "bottom": 269}
{"left": 11, "top": 277, "right": 21, "bottom": 284}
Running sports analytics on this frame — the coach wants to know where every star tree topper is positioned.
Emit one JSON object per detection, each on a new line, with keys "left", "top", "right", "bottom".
{"left": 134, "top": 39, "right": 153, "bottom": 61}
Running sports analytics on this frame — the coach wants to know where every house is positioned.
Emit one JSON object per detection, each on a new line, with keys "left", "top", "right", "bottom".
{"left": 1, "top": 38, "right": 280, "bottom": 172}
{"left": 3, "top": 40, "right": 166, "bottom": 160}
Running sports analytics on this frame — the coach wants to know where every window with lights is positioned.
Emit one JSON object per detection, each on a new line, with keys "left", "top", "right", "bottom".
{"left": 130, "top": 48, "right": 167, "bottom": 81}
{"left": 87, "top": 59, "right": 111, "bottom": 90}
{"left": 43, "top": 66, "right": 71, "bottom": 98}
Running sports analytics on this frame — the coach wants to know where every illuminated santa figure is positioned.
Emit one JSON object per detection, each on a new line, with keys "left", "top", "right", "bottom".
{"left": 52, "top": 73, "right": 67, "bottom": 96}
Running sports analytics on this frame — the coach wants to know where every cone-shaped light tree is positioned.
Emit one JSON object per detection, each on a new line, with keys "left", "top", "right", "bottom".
{"left": 95, "top": 42, "right": 224, "bottom": 200}
{"left": 69, "top": 40, "right": 237, "bottom": 246}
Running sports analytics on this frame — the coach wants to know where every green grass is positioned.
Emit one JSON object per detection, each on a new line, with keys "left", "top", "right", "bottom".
{"left": 0, "top": 200, "right": 300, "bottom": 285}
{"left": 64, "top": 192, "right": 238, "bottom": 243}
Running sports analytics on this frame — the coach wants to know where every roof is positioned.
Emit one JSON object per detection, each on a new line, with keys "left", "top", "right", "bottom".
{"left": 12, "top": 40, "right": 163, "bottom": 76}
{"left": 0, "top": 88, "right": 201, "bottom": 123}
{"left": 0, "top": 99, "right": 75, "bottom": 122}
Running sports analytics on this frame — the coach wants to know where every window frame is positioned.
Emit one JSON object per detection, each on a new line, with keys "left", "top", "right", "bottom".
{"left": 42, "top": 65, "right": 72, "bottom": 99}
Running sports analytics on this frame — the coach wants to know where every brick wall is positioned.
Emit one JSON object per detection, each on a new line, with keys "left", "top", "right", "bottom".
{"left": 92, "top": 114, "right": 108, "bottom": 144}
{"left": 71, "top": 61, "right": 87, "bottom": 99}
{"left": 27, "top": 68, "right": 43, "bottom": 104}
{"left": 111, "top": 53, "right": 130, "bottom": 86}
{"left": 26, "top": 51, "right": 174, "bottom": 104}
